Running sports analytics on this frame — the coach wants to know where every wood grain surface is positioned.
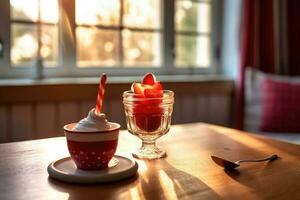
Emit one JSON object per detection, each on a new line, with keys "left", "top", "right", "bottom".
{"left": 0, "top": 123, "right": 299, "bottom": 200}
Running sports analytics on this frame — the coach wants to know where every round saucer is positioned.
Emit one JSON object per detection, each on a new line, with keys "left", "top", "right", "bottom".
{"left": 47, "top": 155, "right": 138, "bottom": 184}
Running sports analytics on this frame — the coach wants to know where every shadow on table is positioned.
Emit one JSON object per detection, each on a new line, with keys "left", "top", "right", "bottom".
{"left": 224, "top": 156, "right": 280, "bottom": 184}
{"left": 203, "top": 127, "right": 286, "bottom": 198}
{"left": 138, "top": 159, "right": 222, "bottom": 199}
{"left": 48, "top": 159, "right": 222, "bottom": 200}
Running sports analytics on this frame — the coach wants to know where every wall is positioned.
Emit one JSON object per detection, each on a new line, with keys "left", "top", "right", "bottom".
{"left": 0, "top": 79, "right": 234, "bottom": 143}
{"left": 221, "top": 0, "right": 242, "bottom": 78}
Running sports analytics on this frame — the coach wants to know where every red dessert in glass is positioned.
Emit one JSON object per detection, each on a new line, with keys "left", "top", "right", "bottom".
{"left": 131, "top": 73, "right": 164, "bottom": 132}
{"left": 123, "top": 73, "right": 174, "bottom": 159}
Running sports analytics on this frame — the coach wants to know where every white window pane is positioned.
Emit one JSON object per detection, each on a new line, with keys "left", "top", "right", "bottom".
{"left": 40, "top": 0, "right": 59, "bottom": 23}
{"left": 122, "top": 30, "right": 161, "bottom": 67}
{"left": 10, "top": 0, "right": 58, "bottom": 23}
{"left": 123, "top": 0, "right": 161, "bottom": 29}
{"left": 10, "top": 0, "right": 39, "bottom": 22}
{"left": 11, "top": 24, "right": 38, "bottom": 66}
{"left": 76, "top": 0, "right": 120, "bottom": 26}
{"left": 41, "top": 25, "right": 59, "bottom": 67}
{"left": 11, "top": 24, "right": 59, "bottom": 67}
{"left": 175, "top": 1, "right": 211, "bottom": 33}
{"left": 76, "top": 27, "right": 119, "bottom": 67}
{"left": 175, "top": 35, "right": 210, "bottom": 68}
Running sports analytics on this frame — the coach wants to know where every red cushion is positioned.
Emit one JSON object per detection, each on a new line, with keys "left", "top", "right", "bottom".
{"left": 261, "top": 78, "right": 300, "bottom": 132}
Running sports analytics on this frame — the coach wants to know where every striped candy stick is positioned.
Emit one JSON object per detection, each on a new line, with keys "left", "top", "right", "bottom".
{"left": 95, "top": 73, "right": 107, "bottom": 115}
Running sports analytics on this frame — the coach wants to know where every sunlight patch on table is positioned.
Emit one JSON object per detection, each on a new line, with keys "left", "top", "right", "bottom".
{"left": 159, "top": 170, "right": 178, "bottom": 200}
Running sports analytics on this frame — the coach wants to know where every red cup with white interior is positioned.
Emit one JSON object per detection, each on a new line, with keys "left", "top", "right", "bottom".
{"left": 64, "top": 122, "right": 120, "bottom": 170}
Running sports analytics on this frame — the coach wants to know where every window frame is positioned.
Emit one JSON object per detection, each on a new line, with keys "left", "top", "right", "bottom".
{"left": 0, "top": 0, "right": 222, "bottom": 78}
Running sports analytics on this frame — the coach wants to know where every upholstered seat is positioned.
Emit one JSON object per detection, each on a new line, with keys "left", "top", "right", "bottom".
{"left": 244, "top": 68, "right": 300, "bottom": 145}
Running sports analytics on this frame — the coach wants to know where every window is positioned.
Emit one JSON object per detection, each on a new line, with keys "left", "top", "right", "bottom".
{"left": 175, "top": 0, "right": 211, "bottom": 68}
{"left": 10, "top": 0, "right": 59, "bottom": 67}
{"left": 0, "top": 0, "right": 219, "bottom": 78}
{"left": 75, "top": 0, "right": 161, "bottom": 68}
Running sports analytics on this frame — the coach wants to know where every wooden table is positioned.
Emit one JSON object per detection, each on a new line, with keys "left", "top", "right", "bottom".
{"left": 1, "top": 123, "right": 300, "bottom": 200}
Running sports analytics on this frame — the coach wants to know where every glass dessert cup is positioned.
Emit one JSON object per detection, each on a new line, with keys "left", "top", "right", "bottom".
{"left": 123, "top": 90, "right": 174, "bottom": 159}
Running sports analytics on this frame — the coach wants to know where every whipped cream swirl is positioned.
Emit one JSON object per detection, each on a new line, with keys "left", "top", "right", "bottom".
{"left": 73, "top": 109, "right": 111, "bottom": 132}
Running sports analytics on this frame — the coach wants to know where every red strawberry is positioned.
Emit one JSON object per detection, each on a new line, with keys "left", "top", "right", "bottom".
{"left": 152, "top": 81, "right": 163, "bottom": 91}
{"left": 131, "top": 83, "right": 153, "bottom": 95}
{"left": 144, "top": 88, "right": 163, "bottom": 98}
{"left": 142, "top": 73, "right": 156, "bottom": 85}
{"left": 131, "top": 82, "right": 144, "bottom": 94}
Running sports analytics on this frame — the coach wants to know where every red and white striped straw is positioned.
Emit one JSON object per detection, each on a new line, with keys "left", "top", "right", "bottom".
{"left": 95, "top": 73, "right": 107, "bottom": 115}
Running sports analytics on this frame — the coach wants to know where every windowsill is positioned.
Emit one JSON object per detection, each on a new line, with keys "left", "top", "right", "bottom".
{"left": 0, "top": 74, "right": 233, "bottom": 86}
{"left": 0, "top": 75, "right": 234, "bottom": 104}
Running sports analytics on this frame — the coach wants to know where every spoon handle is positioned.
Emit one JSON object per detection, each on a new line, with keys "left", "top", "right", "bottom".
{"left": 236, "top": 154, "right": 278, "bottom": 164}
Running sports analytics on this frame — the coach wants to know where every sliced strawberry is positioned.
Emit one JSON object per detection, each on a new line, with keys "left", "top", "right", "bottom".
{"left": 132, "top": 82, "right": 155, "bottom": 95}
{"left": 144, "top": 89, "right": 163, "bottom": 98}
{"left": 131, "top": 82, "right": 144, "bottom": 94}
{"left": 144, "top": 88, "right": 156, "bottom": 97}
{"left": 152, "top": 81, "right": 163, "bottom": 91}
{"left": 142, "top": 73, "right": 156, "bottom": 85}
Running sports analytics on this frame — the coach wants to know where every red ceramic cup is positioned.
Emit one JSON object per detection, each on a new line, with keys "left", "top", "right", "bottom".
{"left": 64, "top": 122, "right": 120, "bottom": 170}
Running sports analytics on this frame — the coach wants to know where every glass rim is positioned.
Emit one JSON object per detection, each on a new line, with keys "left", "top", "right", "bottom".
{"left": 123, "top": 90, "right": 174, "bottom": 99}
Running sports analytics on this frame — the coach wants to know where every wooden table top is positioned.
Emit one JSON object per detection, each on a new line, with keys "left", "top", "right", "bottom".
{"left": 1, "top": 123, "right": 300, "bottom": 200}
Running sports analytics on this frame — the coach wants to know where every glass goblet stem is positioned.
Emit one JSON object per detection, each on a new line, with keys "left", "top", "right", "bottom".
{"left": 133, "top": 139, "right": 166, "bottom": 159}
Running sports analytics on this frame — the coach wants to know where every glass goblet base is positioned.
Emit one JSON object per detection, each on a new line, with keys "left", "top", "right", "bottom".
{"left": 132, "top": 143, "right": 166, "bottom": 159}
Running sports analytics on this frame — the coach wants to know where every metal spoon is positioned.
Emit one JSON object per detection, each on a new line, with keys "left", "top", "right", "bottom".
{"left": 211, "top": 154, "right": 278, "bottom": 170}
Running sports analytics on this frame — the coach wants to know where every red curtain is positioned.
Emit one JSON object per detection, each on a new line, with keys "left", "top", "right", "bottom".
{"left": 235, "top": 0, "right": 300, "bottom": 129}
{"left": 235, "top": 0, "right": 276, "bottom": 129}
{"left": 287, "top": 0, "right": 300, "bottom": 75}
